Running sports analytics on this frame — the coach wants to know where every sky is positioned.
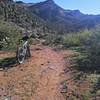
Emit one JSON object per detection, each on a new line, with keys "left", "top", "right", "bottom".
{"left": 19, "top": 0, "right": 100, "bottom": 15}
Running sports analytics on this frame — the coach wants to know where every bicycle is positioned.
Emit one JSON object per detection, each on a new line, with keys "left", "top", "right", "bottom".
{"left": 16, "top": 38, "right": 31, "bottom": 64}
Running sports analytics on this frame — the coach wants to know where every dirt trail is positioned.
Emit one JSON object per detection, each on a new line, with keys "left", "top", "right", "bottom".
{"left": 0, "top": 45, "right": 74, "bottom": 100}
{"left": 31, "top": 46, "right": 65, "bottom": 100}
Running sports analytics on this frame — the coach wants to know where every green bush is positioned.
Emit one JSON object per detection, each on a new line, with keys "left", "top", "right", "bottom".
{"left": 74, "top": 25, "right": 100, "bottom": 73}
{"left": 43, "top": 34, "right": 63, "bottom": 46}
{"left": 0, "top": 20, "right": 22, "bottom": 50}
{"left": 62, "top": 29, "right": 92, "bottom": 47}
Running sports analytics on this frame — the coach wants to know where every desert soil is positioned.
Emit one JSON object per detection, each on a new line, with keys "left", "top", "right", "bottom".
{"left": 0, "top": 45, "right": 89, "bottom": 100}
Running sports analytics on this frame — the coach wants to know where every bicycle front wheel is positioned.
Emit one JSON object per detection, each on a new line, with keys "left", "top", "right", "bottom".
{"left": 16, "top": 47, "right": 25, "bottom": 64}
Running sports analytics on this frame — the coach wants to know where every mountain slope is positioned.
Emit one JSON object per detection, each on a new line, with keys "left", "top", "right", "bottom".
{"left": 29, "top": 0, "right": 100, "bottom": 33}
{"left": 1, "top": 0, "right": 100, "bottom": 33}
{"left": 0, "top": 0, "right": 47, "bottom": 32}
{"left": 0, "top": 0, "right": 50, "bottom": 50}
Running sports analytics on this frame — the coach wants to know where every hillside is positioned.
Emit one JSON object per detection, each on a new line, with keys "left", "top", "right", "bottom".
{"left": 29, "top": 0, "right": 100, "bottom": 33}
{"left": 0, "top": 0, "right": 49, "bottom": 33}
{"left": 1, "top": 0, "right": 100, "bottom": 33}
{"left": 0, "top": 0, "right": 50, "bottom": 50}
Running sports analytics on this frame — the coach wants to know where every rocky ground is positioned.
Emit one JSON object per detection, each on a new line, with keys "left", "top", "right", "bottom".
{"left": 0, "top": 45, "right": 91, "bottom": 100}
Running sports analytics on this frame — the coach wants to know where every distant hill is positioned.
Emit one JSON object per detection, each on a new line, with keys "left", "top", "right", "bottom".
{"left": 15, "top": 1, "right": 35, "bottom": 7}
{"left": 1, "top": 0, "right": 100, "bottom": 33}
{"left": 29, "top": 0, "right": 100, "bottom": 33}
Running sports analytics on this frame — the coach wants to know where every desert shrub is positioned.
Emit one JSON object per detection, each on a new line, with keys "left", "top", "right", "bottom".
{"left": 29, "top": 38, "right": 40, "bottom": 45}
{"left": 43, "top": 34, "right": 63, "bottom": 46}
{"left": 0, "top": 20, "right": 22, "bottom": 50}
{"left": 62, "top": 29, "right": 92, "bottom": 48}
{"left": 90, "top": 76, "right": 100, "bottom": 99}
{"left": 74, "top": 25, "right": 100, "bottom": 73}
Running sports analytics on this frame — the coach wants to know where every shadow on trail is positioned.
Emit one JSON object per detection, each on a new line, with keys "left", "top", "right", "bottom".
{"left": 0, "top": 57, "right": 17, "bottom": 70}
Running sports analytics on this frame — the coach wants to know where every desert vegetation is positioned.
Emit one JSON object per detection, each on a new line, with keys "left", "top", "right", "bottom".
{"left": 0, "top": 0, "right": 100, "bottom": 99}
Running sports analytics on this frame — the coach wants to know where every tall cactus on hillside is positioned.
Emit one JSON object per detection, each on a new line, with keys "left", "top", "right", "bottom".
{"left": 0, "top": 0, "right": 14, "bottom": 21}
{"left": 0, "top": 0, "right": 8, "bottom": 21}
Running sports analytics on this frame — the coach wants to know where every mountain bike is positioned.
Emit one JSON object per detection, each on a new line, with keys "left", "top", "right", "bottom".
{"left": 16, "top": 39, "right": 31, "bottom": 64}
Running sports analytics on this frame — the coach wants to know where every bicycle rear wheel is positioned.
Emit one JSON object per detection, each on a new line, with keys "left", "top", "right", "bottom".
{"left": 16, "top": 47, "right": 25, "bottom": 64}
{"left": 26, "top": 45, "right": 31, "bottom": 58}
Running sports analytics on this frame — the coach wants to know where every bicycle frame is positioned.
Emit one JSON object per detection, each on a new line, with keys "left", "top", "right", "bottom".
{"left": 16, "top": 40, "right": 29, "bottom": 64}
{"left": 21, "top": 40, "right": 28, "bottom": 56}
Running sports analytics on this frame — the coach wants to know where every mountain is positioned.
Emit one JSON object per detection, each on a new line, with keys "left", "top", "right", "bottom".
{"left": 29, "top": 0, "right": 100, "bottom": 33}
{"left": 16, "top": 1, "right": 35, "bottom": 7}
{"left": 1, "top": 0, "right": 100, "bottom": 33}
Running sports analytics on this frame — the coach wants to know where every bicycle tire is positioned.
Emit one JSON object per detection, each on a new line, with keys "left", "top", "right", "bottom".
{"left": 16, "top": 47, "right": 26, "bottom": 64}
{"left": 26, "top": 45, "right": 31, "bottom": 58}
